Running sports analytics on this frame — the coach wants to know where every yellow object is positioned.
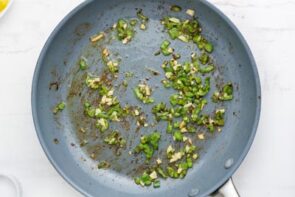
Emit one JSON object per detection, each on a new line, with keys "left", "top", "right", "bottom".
{"left": 0, "top": 0, "right": 9, "bottom": 12}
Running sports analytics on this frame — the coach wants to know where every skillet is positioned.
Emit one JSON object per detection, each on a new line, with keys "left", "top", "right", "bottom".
{"left": 32, "top": 0, "right": 261, "bottom": 196}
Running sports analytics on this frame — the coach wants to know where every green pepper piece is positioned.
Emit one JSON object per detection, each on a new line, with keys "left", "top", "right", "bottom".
{"left": 170, "top": 94, "right": 179, "bottom": 106}
{"left": 204, "top": 42, "right": 214, "bottom": 53}
{"left": 137, "top": 9, "right": 149, "bottom": 22}
{"left": 167, "top": 122, "right": 173, "bottom": 133}
{"left": 199, "top": 53, "right": 209, "bottom": 65}
{"left": 149, "top": 132, "right": 161, "bottom": 150}
{"left": 199, "top": 64, "right": 215, "bottom": 74}
{"left": 97, "top": 161, "right": 110, "bottom": 169}
{"left": 79, "top": 58, "right": 88, "bottom": 70}
{"left": 157, "top": 167, "right": 168, "bottom": 179}
{"left": 168, "top": 28, "right": 180, "bottom": 40}
{"left": 130, "top": 19, "right": 138, "bottom": 26}
{"left": 187, "top": 157, "right": 193, "bottom": 168}
{"left": 170, "top": 5, "right": 182, "bottom": 12}
{"left": 96, "top": 118, "right": 109, "bottom": 132}
{"left": 167, "top": 167, "right": 178, "bottom": 178}
{"left": 53, "top": 102, "right": 66, "bottom": 114}
{"left": 173, "top": 131, "right": 183, "bottom": 141}
{"left": 153, "top": 179, "right": 160, "bottom": 188}
{"left": 160, "top": 40, "right": 173, "bottom": 56}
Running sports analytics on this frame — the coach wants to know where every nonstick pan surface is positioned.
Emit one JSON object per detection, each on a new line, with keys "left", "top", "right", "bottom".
{"left": 32, "top": 0, "right": 261, "bottom": 196}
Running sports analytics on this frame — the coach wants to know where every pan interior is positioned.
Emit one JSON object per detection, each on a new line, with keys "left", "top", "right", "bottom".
{"left": 32, "top": 0, "right": 260, "bottom": 196}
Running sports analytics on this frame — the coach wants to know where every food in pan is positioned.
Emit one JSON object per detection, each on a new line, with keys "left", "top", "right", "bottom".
{"left": 53, "top": 5, "right": 234, "bottom": 188}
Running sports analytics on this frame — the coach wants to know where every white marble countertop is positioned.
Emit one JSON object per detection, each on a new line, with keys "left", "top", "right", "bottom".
{"left": 0, "top": 0, "right": 294, "bottom": 196}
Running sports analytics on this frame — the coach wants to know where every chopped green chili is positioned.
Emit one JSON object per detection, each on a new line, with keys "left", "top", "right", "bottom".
{"left": 168, "top": 28, "right": 180, "bottom": 40}
{"left": 160, "top": 40, "right": 174, "bottom": 56}
{"left": 161, "top": 15, "right": 216, "bottom": 55}
{"left": 134, "top": 131, "right": 161, "bottom": 160}
{"left": 173, "top": 131, "right": 183, "bottom": 142}
{"left": 137, "top": 9, "right": 149, "bottom": 22}
{"left": 97, "top": 161, "right": 111, "bottom": 169}
{"left": 152, "top": 102, "right": 171, "bottom": 121}
{"left": 167, "top": 166, "right": 179, "bottom": 178}
{"left": 104, "top": 130, "right": 126, "bottom": 148}
{"left": 79, "top": 57, "right": 88, "bottom": 70}
{"left": 170, "top": 5, "right": 182, "bottom": 12}
{"left": 107, "top": 60, "right": 119, "bottom": 73}
{"left": 204, "top": 42, "right": 214, "bottom": 53}
{"left": 153, "top": 179, "right": 160, "bottom": 188}
{"left": 199, "top": 53, "right": 210, "bottom": 65}
{"left": 96, "top": 118, "right": 109, "bottom": 132}
{"left": 125, "top": 71, "right": 134, "bottom": 78}
{"left": 212, "top": 83, "right": 234, "bottom": 102}
{"left": 134, "top": 83, "right": 154, "bottom": 104}
{"left": 53, "top": 102, "right": 65, "bottom": 114}
{"left": 167, "top": 122, "right": 173, "bottom": 133}
{"left": 130, "top": 19, "right": 138, "bottom": 26}
{"left": 134, "top": 171, "right": 158, "bottom": 187}
{"left": 156, "top": 167, "right": 168, "bottom": 179}
{"left": 85, "top": 75, "right": 101, "bottom": 89}
{"left": 116, "top": 19, "right": 135, "bottom": 44}
{"left": 199, "top": 64, "right": 215, "bottom": 74}
{"left": 214, "top": 109, "right": 225, "bottom": 126}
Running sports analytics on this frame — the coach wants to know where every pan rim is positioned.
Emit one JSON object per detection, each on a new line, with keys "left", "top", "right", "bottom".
{"left": 31, "top": 0, "right": 261, "bottom": 196}
{"left": 31, "top": 1, "right": 94, "bottom": 197}
{"left": 198, "top": 0, "right": 261, "bottom": 196}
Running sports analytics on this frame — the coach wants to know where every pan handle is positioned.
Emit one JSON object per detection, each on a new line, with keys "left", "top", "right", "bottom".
{"left": 211, "top": 178, "right": 240, "bottom": 197}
